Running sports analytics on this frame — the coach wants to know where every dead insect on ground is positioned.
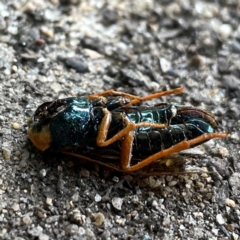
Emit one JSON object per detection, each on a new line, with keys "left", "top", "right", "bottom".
{"left": 28, "top": 87, "right": 228, "bottom": 172}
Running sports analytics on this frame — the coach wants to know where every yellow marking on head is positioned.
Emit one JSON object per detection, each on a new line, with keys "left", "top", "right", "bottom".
{"left": 28, "top": 124, "right": 52, "bottom": 151}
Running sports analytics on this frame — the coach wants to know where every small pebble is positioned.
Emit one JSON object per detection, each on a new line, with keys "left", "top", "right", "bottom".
{"left": 94, "top": 194, "right": 101, "bottom": 202}
{"left": 40, "top": 26, "right": 54, "bottom": 38}
{"left": 168, "top": 180, "right": 178, "bottom": 187}
{"left": 7, "top": 24, "right": 18, "bottom": 35}
{"left": 45, "top": 216, "right": 60, "bottom": 224}
{"left": 130, "top": 210, "right": 138, "bottom": 217}
{"left": 50, "top": 82, "right": 62, "bottom": 93}
{"left": 232, "top": 232, "right": 239, "bottom": 240}
{"left": 78, "top": 227, "right": 86, "bottom": 235}
{"left": 112, "top": 176, "right": 119, "bottom": 182}
{"left": 179, "top": 224, "right": 185, "bottom": 230}
{"left": 71, "top": 192, "right": 79, "bottom": 202}
{"left": 102, "top": 9, "right": 119, "bottom": 24}
{"left": 115, "top": 217, "right": 126, "bottom": 226}
{"left": 84, "top": 49, "right": 103, "bottom": 59}
{"left": 195, "top": 2, "right": 218, "bottom": 18}
{"left": 193, "top": 212, "right": 203, "bottom": 218}
{"left": 218, "top": 147, "right": 229, "bottom": 158}
{"left": 28, "top": 227, "right": 42, "bottom": 237}
{"left": 230, "top": 132, "right": 239, "bottom": 142}
{"left": 225, "top": 198, "right": 235, "bottom": 208}
{"left": 85, "top": 229, "right": 95, "bottom": 238}
{"left": 65, "top": 224, "right": 79, "bottom": 236}
{"left": 69, "top": 209, "right": 86, "bottom": 225}
{"left": 65, "top": 58, "right": 89, "bottom": 73}
{"left": 91, "top": 212, "right": 105, "bottom": 226}
{"left": 159, "top": 58, "right": 171, "bottom": 73}
{"left": 22, "top": 215, "right": 32, "bottom": 225}
{"left": 216, "top": 214, "right": 225, "bottom": 225}
{"left": 2, "top": 147, "right": 11, "bottom": 159}
{"left": 0, "top": 229, "right": 7, "bottom": 238}
{"left": 212, "top": 228, "right": 218, "bottom": 236}
{"left": 11, "top": 65, "right": 18, "bottom": 73}
{"left": 148, "top": 176, "right": 161, "bottom": 188}
{"left": 38, "top": 210, "right": 47, "bottom": 219}
{"left": 152, "top": 200, "right": 158, "bottom": 207}
{"left": 39, "top": 233, "right": 50, "bottom": 240}
{"left": 218, "top": 24, "right": 232, "bottom": 40}
{"left": 222, "top": 75, "right": 240, "bottom": 90}
{"left": 12, "top": 203, "right": 20, "bottom": 211}
{"left": 189, "top": 55, "right": 205, "bottom": 68}
{"left": 165, "top": 3, "right": 181, "bottom": 18}
{"left": 46, "top": 197, "right": 53, "bottom": 206}
{"left": 112, "top": 197, "right": 123, "bottom": 210}
{"left": 39, "top": 169, "right": 47, "bottom": 178}
{"left": 162, "top": 216, "right": 170, "bottom": 226}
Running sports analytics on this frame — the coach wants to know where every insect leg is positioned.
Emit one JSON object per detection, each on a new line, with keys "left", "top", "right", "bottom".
{"left": 96, "top": 108, "right": 168, "bottom": 147}
{"left": 120, "top": 129, "right": 134, "bottom": 169}
{"left": 129, "top": 87, "right": 184, "bottom": 105}
{"left": 122, "top": 140, "right": 190, "bottom": 172}
{"left": 60, "top": 151, "right": 125, "bottom": 172}
{"left": 187, "top": 132, "right": 229, "bottom": 146}
{"left": 88, "top": 89, "right": 142, "bottom": 101}
{"left": 88, "top": 87, "right": 184, "bottom": 104}
{"left": 123, "top": 132, "right": 228, "bottom": 172}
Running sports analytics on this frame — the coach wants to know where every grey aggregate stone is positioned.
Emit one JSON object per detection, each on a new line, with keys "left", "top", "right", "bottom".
{"left": 0, "top": 0, "right": 239, "bottom": 239}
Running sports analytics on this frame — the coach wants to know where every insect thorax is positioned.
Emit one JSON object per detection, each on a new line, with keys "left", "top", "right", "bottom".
{"left": 50, "top": 98, "right": 93, "bottom": 148}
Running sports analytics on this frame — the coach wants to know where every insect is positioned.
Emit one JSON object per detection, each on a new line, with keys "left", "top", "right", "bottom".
{"left": 28, "top": 87, "right": 228, "bottom": 172}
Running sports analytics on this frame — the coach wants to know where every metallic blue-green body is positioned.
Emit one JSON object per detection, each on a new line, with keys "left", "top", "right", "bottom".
{"left": 50, "top": 98, "right": 98, "bottom": 149}
{"left": 48, "top": 97, "right": 214, "bottom": 156}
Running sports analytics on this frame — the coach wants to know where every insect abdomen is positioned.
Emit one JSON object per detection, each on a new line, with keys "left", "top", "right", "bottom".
{"left": 126, "top": 104, "right": 176, "bottom": 126}
{"left": 133, "top": 120, "right": 214, "bottom": 156}
{"left": 133, "top": 125, "right": 183, "bottom": 155}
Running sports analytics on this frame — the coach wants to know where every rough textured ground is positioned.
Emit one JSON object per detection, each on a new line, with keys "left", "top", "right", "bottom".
{"left": 0, "top": 0, "right": 239, "bottom": 239}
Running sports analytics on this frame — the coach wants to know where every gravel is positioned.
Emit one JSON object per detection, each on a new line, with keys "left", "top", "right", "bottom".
{"left": 0, "top": 0, "right": 239, "bottom": 239}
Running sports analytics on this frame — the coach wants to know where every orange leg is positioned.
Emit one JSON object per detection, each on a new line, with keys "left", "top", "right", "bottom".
{"left": 87, "top": 87, "right": 184, "bottom": 105}
{"left": 96, "top": 108, "right": 168, "bottom": 147}
{"left": 95, "top": 107, "right": 182, "bottom": 171}
{"left": 61, "top": 131, "right": 228, "bottom": 172}
{"left": 129, "top": 87, "right": 184, "bottom": 105}
{"left": 87, "top": 89, "right": 142, "bottom": 101}
{"left": 94, "top": 106, "right": 229, "bottom": 171}
{"left": 121, "top": 132, "right": 228, "bottom": 172}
